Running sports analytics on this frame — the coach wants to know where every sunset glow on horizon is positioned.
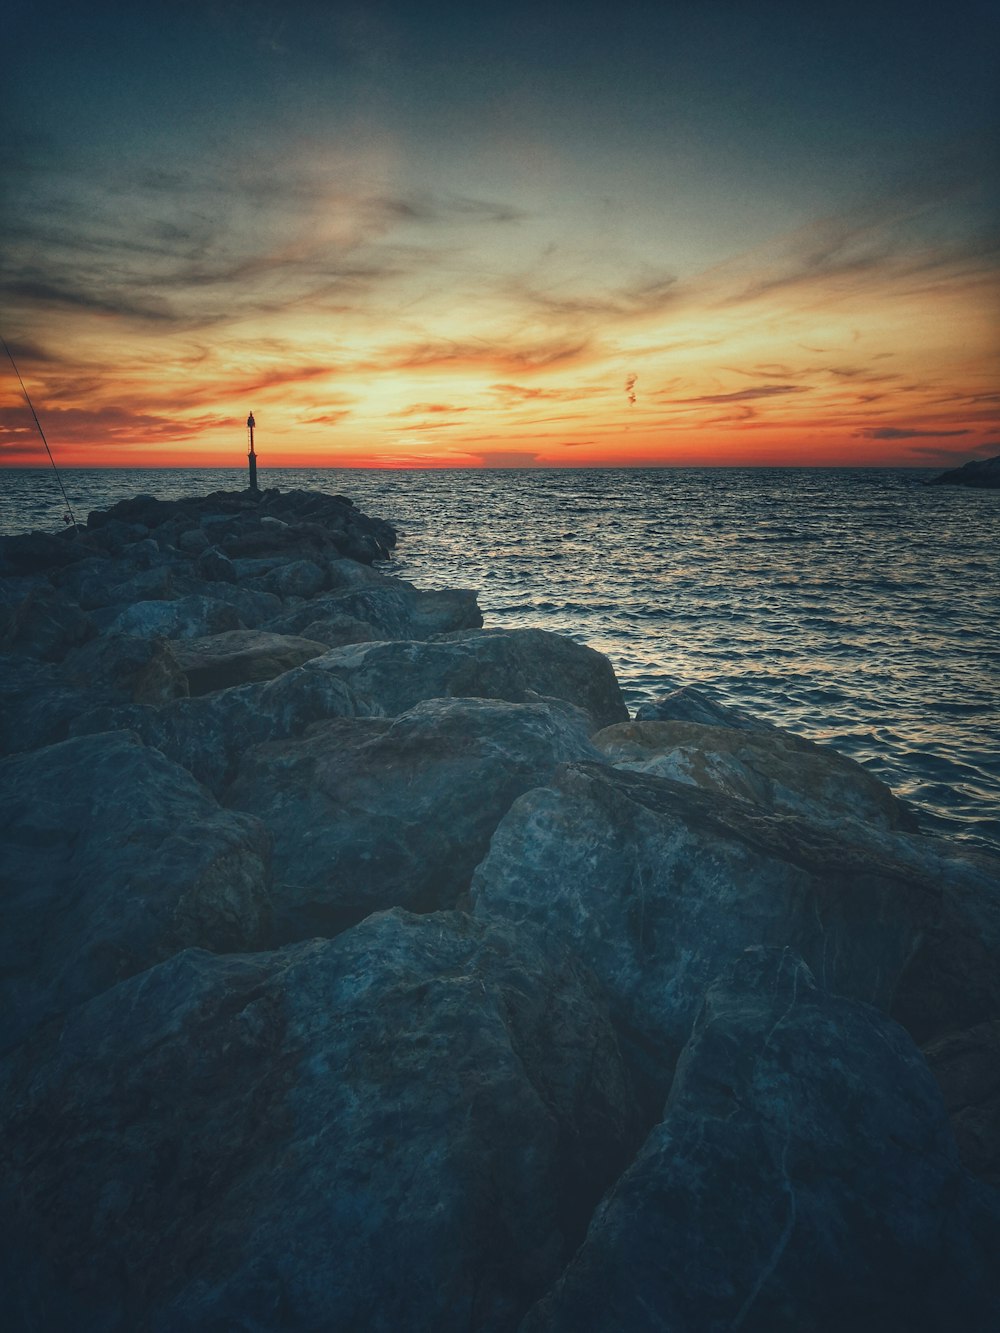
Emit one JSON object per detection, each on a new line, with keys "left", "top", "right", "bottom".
{"left": 3, "top": 2, "right": 998, "bottom": 471}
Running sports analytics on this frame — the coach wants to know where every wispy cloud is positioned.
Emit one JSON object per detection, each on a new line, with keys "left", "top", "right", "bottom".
{"left": 394, "top": 403, "right": 470, "bottom": 416}
{"left": 0, "top": 405, "right": 226, "bottom": 448}
{"left": 672, "top": 384, "right": 805, "bottom": 405}
{"left": 864, "top": 426, "right": 972, "bottom": 439}
{"left": 510, "top": 268, "right": 678, "bottom": 321}
{"left": 2, "top": 278, "right": 176, "bottom": 322}
{"left": 383, "top": 337, "right": 591, "bottom": 373}
{"left": 464, "top": 450, "right": 541, "bottom": 467}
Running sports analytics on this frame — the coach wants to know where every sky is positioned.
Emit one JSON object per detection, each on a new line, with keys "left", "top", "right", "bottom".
{"left": 1, "top": 0, "right": 998, "bottom": 469}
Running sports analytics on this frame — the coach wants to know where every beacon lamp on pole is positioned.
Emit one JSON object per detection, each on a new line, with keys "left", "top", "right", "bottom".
{"left": 247, "top": 411, "right": 258, "bottom": 492}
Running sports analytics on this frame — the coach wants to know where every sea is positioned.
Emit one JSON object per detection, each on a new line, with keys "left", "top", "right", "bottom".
{"left": 2, "top": 465, "right": 998, "bottom": 855}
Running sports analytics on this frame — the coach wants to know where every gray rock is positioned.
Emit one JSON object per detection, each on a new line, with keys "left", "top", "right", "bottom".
{"left": 169, "top": 629, "right": 330, "bottom": 695}
{"left": 76, "top": 562, "right": 176, "bottom": 611}
{"left": 0, "top": 581, "right": 94, "bottom": 661}
{"left": 307, "top": 628, "right": 629, "bottom": 732}
{"left": 280, "top": 611, "right": 381, "bottom": 649}
{"left": 86, "top": 492, "right": 175, "bottom": 531}
{"left": 0, "top": 528, "right": 94, "bottom": 576}
{"left": 326, "top": 555, "right": 403, "bottom": 589}
{"left": 226, "top": 696, "right": 600, "bottom": 942}
{"left": 253, "top": 557, "right": 327, "bottom": 600}
{"left": 266, "top": 582, "right": 482, "bottom": 645}
{"left": 923, "top": 1020, "right": 1000, "bottom": 1188}
{"left": 69, "top": 664, "right": 361, "bottom": 794}
{"left": 122, "top": 536, "right": 167, "bottom": 567}
{"left": 59, "top": 633, "right": 189, "bottom": 704}
{"left": 186, "top": 579, "right": 283, "bottom": 627}
{"left": 0, "top": 731, "right": 271, "bottom": 1054}
{"left": 193, "top": 546, "right": 236, "bottom": 583}
{"left": 592, "top": 718, "right": 916, "bottom": 830}
{"left": 634, "top": 682, "right": 777, "bottom": 730}
{"left": 521, "top": 948, "right": 1000, "bottom": 1333}
{"left": 471, "top": 762, "right": 1000, "bottom": 1087}
{"left": 178, "top": 526, "right": 211, "bottom": 554}
{"left": 0, "top": 655, "right": 91, "bottom": 755}
{"left": 84, "top": 518, "right": 151, "bottom": 554}
{"left": 0, "top": 910, "right": 638, "bottom": 1332}
{"left": 108, "top": 594, "right": 244, "bottom": 640}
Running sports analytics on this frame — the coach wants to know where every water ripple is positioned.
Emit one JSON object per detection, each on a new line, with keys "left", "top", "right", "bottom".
{"left": 2, "top": 465, "right": 998, "bottom": 853}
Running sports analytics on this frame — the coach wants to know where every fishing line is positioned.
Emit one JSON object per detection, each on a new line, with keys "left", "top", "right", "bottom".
{"left": 0, "top": 332, "right": 78, "bottom": 527}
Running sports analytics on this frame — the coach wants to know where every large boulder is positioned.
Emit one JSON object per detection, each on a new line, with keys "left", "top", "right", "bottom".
{"left": 306, "top": 628, "right": 628, "bottom": 732}
{"left": 252, "top": 557, "right": 327, "bottom": 600}
{"left": 60, "top": 633, "right": 189, "bottom": 704}
{"left": 0, "top": 910, "right": 638, "bottom": 1332}
{"left": 77, "top": 563, "right": 176, "bottom": 611}
{"left": 225, "top": 696, "right": 601, "bottom": 942}
{"left": 0, "top": 731, "right": 271, "bottom": 1053}
{"left": 634, "top": 682, "right": 778, "bottom": 731}
{"left": 68, "top": 664, "right": 362, "bottom": 794}
{"left": 0, "top": 655, "right": 94, "bottom": 756}
{"left": 923, "top": 1020, "right": 1000, "bottom": 1188}
{"left": 177, "top": 579, "right": 284, "bottom": 628}
{"left": 0, "top": 580, "right": 94, "bottom": 661}
{"left": 592, "top": 719, "right": 917, "bottom": 830}
{"left": 169, "top": 629, "right": 330, "bottom": 695}
{"left": 521, "top": 948, "right": 1000, "bottom": 1333}
{"left": 265, "top": 582, "right": 482, "bottom": 646}
{"left": 471, "top": 762, "right": 1000, "bottom": 1093}
{"left": 0, "top": 528, "right": 95, "bottom": 577}
{"left": 108, "top": 594, "right": 243, "bottom": 640}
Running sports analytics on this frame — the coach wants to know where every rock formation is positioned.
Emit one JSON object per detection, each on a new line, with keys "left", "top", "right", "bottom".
{"left": 926, "top": 453, "right": 1000, "bottom": 487}
{"left": 1, "top": 484, "right": 998, "bottom": 1331}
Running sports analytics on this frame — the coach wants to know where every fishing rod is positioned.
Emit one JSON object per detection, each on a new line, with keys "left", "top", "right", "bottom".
{"left": 1, "top": 332, "right": 78, "bottom": 527}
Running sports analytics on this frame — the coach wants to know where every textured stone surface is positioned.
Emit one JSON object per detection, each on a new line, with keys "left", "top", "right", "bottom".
{"left": 521, "top": 948, "right": 1000, "bottom": 1333}
{"left": 592, "top": 718, "right": 917, "bottom": 830}
{"left": 3, "top": 484, "right": 998, "bottom": 1331}
{"left": 0, "top": 910, "right": 638, "bottom": 1333}
{"left": 471, "top": 762, "right": 999, "bottom": 1085}
{"left": 170, "top": 628, "right": 329, "bottom": 694}
{"left": 924, "top": 1020, "right": 1000, "bottom": 1188}
{"left": 0, "top": 581, "right": 94, "bottom": 660}
{"left": 226, "top": 696, "right": 600, "bottom": 942}
{"left": 0, "top": 731, "right": 271, "bottom": 1053}
{"left": 0, "top": 655, "right": 94, "bottom": 756}
{"left": 108, "top": 593, "right": 244, "bottom": 640}
{"left": 69, "top": 664, "right": 361, "bottom": 794}
{"left": 634, "top": 682, "right": 777, "bottom": 731}
{"left": 60, "top": 632, "right": 189, "bottom": 704}
{"left": 308, "top": 627, "right": 629, "bottom": 731}
{"left": 265, "top": 581, "right": 482, "bottom": 645}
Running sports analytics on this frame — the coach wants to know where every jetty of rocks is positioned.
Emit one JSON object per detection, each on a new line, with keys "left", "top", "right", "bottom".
{"left": 1, "top": 486, "right": 998, "bottom": 1331}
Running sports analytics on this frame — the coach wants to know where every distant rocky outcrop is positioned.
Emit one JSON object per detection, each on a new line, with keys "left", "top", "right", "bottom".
{"left": 1, "top": 484, "right": 998, "bottom": 1331}
{"left": 926, "top": 453, "right": 1000, "bottom": 488}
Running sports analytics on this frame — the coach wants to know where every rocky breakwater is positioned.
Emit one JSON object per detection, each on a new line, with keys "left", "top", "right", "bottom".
{"left": 1, "top": 486, "right": 999, "bottom": 1332}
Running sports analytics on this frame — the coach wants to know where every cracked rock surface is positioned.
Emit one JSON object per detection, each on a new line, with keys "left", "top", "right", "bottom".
{"left": 1, "top": 486, "right": 999, "bottom": 1331}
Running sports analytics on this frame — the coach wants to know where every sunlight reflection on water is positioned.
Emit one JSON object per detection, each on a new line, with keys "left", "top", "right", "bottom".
{"left": 3, "top": 465, "right": 998, "bottom": 852}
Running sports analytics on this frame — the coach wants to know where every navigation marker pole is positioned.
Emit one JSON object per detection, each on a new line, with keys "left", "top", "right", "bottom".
{"left": 247, "top": 411, "right": 258, "bottom": 492}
